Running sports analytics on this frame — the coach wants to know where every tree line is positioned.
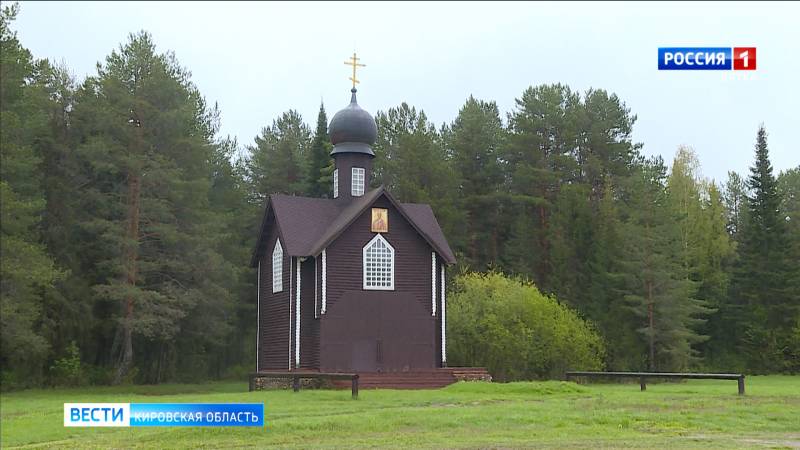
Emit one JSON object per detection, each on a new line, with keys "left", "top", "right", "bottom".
{"left": 1, "top": 6, "right": 798, "bottom": 387}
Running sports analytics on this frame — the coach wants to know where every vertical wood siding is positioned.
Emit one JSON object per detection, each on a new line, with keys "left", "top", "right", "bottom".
{"left": 321, "top": 196, "right": 440, "bottom": 371}
{"left": 258, "top": 215, "right": 291, "bottom": 371}
{"left": 299, "top": 257, "right": 320, "bottom": 369}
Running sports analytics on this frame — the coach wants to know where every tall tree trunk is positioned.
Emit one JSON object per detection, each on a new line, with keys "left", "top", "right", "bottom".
{"left": 115, "top": 170, "right": 140, "bottom": 383}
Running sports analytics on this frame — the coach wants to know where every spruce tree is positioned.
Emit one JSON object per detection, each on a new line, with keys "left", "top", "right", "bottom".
{"left": 734, "top": 126, "right": 798, "bottom": 371}
{"left": 777, "top": 167, "right": 800, "bottom": 370}
{"left": 307, "top": 103, "right": 333, "bottom": 197}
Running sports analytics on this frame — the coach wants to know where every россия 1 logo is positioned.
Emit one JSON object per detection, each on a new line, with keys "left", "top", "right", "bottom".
{"left": 658, "top": 47, "right": 756, "bottom": 70}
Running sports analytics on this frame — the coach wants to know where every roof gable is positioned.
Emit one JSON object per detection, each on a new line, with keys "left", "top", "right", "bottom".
{"left": 251, "top": 188, "right": 456, "bottom": 267}
{"left": 308, "top": 188, "right": 456, "bottom": 264}
{"left": 250, "top": 195, "right": 340, "bottom": 267}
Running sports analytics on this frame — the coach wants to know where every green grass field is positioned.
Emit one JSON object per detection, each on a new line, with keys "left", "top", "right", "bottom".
{"left": 1, "top": 376, "right": 798, "bottom": 448}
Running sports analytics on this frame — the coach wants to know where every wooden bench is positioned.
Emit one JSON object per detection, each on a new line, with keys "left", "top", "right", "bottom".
{"left": 565, "top": 371, "right": 746, "bottom": 395}
{"left": 249, "top": 372, "right": 360, "bottom": 399}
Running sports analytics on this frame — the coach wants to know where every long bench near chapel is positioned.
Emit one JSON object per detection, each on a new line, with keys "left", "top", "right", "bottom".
{"left": 565, "top": 371, "right": 746, "bottom": 395}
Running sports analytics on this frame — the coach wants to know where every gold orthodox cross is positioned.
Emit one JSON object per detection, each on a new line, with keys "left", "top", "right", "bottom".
{"left": 344, "top": 52, "right": 365, "bottom": 88}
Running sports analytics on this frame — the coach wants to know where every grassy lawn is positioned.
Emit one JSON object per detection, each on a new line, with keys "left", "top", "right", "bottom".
{"left": 1, "top": 376, "right": 798, "bottom": 448}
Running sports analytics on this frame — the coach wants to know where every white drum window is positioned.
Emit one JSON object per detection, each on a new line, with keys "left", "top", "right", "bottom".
{"left": 333, "top": 169, "right": 339, "bottom": 198}
{"left": 363, "top": 234, "right": 394, "bottom": 290}
{"left": 272, "top": 240, "right": 283, "bottom": 293}
{"left": 352, "top": 167, "right": 365, "bottom": 197}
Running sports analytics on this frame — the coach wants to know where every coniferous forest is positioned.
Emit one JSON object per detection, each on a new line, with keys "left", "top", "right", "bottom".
{"left": 2, "top": 7, "right": 798, "bottom": 388}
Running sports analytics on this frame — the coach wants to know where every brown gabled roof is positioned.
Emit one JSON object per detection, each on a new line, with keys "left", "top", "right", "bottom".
{"left": 249, "top": 195, "right": 341, "bottom": 267}
{"left": 250, "top": 187, "right": 456, "bottom": 267}
{"left": 398, "top": 202, "right": 456, "bottom": 263}
{"left": 306, "top": 188, "right": 384, "bottom": 257}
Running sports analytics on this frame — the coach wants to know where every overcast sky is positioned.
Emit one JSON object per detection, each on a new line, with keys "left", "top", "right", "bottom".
{"left": 14, "top": 1, "right": 799, "bottom": 182}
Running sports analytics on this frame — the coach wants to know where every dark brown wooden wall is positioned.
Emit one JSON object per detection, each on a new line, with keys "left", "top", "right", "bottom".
{"left": 298, "top": 257, "right": 320, "bottom": 369}
{"left": 333, "top": 153, "right": 373, "bottom": 204}
{"left": 258, "top": 213, "right": 291, "bottom": 371}
{"left": 320, "top": 196, "right": 442, "bottom": 371}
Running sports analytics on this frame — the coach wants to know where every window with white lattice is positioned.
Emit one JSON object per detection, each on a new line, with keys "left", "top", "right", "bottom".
{"left": 363, "top": 234, "right": 394, "bottom": 290}
{"left": 333, "top": 169, "right": 339, "bottom": 198}
{"left": 352, "top": 167, "right": 365, "bottom": 197}
{"left": 272, "top": 240, "right": 283, "bottom": 293}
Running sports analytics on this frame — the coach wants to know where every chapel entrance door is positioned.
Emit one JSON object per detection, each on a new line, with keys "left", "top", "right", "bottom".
{"left": 321, "top": 291, "right": 435, "bottom": 372}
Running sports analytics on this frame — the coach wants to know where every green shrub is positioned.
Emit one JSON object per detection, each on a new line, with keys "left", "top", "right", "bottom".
{"left": 447, "top": 272, "right": 605, "bottom": 381}
{"left": 85, "top": 364, "right": 115, "bottom": 385}
{"left": 49, "top": 341, "right": 84, "bottom": 387}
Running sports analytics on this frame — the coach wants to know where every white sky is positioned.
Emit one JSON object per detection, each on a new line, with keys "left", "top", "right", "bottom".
{"left": 14, "top": 1, "right": 800, "bottom": 182}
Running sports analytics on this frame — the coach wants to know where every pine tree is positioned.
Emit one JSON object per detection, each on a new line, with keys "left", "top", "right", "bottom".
{"left": 620, "top": 157, "right": 710, "bottom": 370}
{"left": 0, "top": 3, "right": 63, "bottom": 385}
{"left": 246, "top": 110, "right": 311, "bottom": 200}
{"left": 372, "top": 103, "right": 461, "bottom": 241}
{"left": 590, "top": 178, "right": 641, "bottom": 369}
{"left": 71, "top": 31, "right": 236, "bottom": 382}
{"left": 446, "top": 96, "right": 505, "bottom": 269}
{"left": 306, "top": 103, "right": 333, "bottom": 197}
{"left": 502, "top": 85, "right": 578, "bottom": 287}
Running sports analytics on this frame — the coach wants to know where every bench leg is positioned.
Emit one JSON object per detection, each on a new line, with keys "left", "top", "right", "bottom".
{"left": 738, "top": 376, "right": 745, "bottom": 396}
{"left": 352, "top": 377, "right": 359, "bottom": 399}
{"left": 292, "top": 376, "right": 300, "bottom": 392}
{"left": 639, "top": 377, "right": 646, "bottom": 391}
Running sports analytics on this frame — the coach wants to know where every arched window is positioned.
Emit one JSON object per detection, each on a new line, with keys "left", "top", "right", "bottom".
{"left": 363, "top": 234, "right": 394, "bottom": 290}
{"left": 272, "top": 240, "right": 283, "bottom": 293}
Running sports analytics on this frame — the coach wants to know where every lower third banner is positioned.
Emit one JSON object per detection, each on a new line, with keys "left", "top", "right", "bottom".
{"left": 64, "top": 403, "right": 264, "bottom": 427}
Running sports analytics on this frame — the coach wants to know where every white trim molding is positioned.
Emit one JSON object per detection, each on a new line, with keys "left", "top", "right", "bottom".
{"left": 286, "top": 256, "right": 294, "bottom": 370}
{"left": 295, "top": 258, "right": 301, "bottom": 368}
{"left": 256, "top": 260, "right": 261, "bottom": 371}
{"left": 314, "top": 257, "right": 318, "bottom": 319}
{"left": 431, "top": 252, "right": 437, "bottom": 316}
{"left": 321, "top": 249, "right": 327, "bottom": 314}
{"left": 441, "top": 264, "right": 447, "bottom": 366}
{"left": 363, "top": 234, "right": 395, "bottom": 290}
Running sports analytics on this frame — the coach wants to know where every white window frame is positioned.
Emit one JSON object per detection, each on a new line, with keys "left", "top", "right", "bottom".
{"left": 333, "top": 169, "right": 339, "bottom": 198}
{"left": 272, "top": 240, "right": 283, "bottom": 293}
{"left": 363, "top": 234, "right": 395, "bottom": 290}
{"left": 352, "top": 167, "right": 365, "bottom": 197}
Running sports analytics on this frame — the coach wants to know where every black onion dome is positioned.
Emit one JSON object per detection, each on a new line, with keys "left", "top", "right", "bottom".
{"left": 329, "top": 88, "right": 377, "bottom": 156}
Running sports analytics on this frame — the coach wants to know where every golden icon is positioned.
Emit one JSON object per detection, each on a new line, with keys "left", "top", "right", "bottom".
{"left": 371, "top": 208, "right": 388, "bottom": 233}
